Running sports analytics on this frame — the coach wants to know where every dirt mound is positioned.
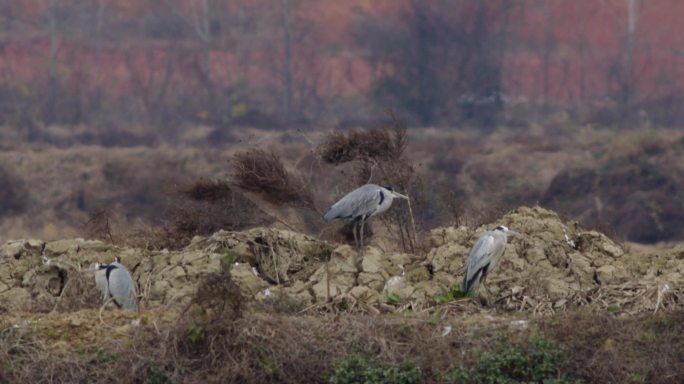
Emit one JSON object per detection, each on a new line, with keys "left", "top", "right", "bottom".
{"left": 427, "top": 206, "right": 683, "bottom": 314}
{"left": 1, "top": 206, "right": 683, "bottom": 315}
{"left": 0, "top": 228, "right": 333, "bottom": 312}
{"left": 309, "top": 206, "right": 681, "bottom": 314}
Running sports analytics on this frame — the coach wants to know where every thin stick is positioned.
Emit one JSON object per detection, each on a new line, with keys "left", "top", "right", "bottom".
{"left": 270, "top": 245, "right": 280, "bottom": 285}
{"left": 326, "top": 260, "right": 331, "bottom": 302}
{"left": 274, "top": 215, "right": 298, "bottom": 232}
{"left": 406, "top": 195, "right": 418, "bottom": 252}
{"left": 50, "top": 270, "right": 75, "bottom": 313}
{"left": 296, "top": 127, "right": 316, "bottom": 148}
{"left": 98, "top": 297, "right": 116, "bottom": 329}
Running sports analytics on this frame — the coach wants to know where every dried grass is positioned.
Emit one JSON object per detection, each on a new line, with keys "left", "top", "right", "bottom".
{"left": 542, "top": 147, "right": 684, "bottom": 242}
{"left": 0, "top": 165, "right": 28, "bottom": 217}
{"left": 318, "top": 127, "right": 406, "bottom": 165}
{"left": 233, "top": 149, "right": 313, "bottom": 206}
{"left": 83, "top": 209, "right": 114, "bottom": 243}
{"left": 318, "top": 114, "right": 407, "bottom": 165}
{"left": 84, "top": 179, "right": 274, "bottom": 250}
{"left": 3, "top": 254, "right": 684, "bottom": 382}
{"left": 4, "top": 306, "right": 684, "bottom": 383}
{"left": 170, "top": 179, "right": 273, "bottom": 237}
{"left": 49, "top": 266, "right": 103, "bottom": 313}
{"left": 440, "top": 193, "right": 511, "bottom": 229}
{"left": 543, "top": 310, "right": 684, "bottom": 384}
{"left": 19, "top": 261, "right": 103, "bottom": 314}
{"left": 172, "top": 268, "right": 244, "bottom": 360}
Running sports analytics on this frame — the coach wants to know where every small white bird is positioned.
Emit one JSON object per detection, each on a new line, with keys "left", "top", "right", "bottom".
{"left": 92, "top": 257, "right": 138, "bottom": 311}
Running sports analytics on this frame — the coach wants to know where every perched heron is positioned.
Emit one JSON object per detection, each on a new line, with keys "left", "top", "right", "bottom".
{"left": 92, "top": 257, "right": 138, "bottom": 311}
{"left": 462, "top": 225, "right": 519, "bottom": 295}
{"left": 324, "top": 184, "right": 409, "bottom": 253}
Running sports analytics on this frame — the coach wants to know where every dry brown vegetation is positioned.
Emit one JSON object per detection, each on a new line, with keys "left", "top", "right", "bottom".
{"left": 233, "top": 149, "right": 313, "bottom": 206}
{"left": 168, "top": 180, "right": 273, "bottom": 241}
{"left": 2, "top": 133, "right": 684, "bottom": 382}
{"left": 542, "top": 134, "right": 684, "bottom": 242}
{"left": 0, "top": 165, "right": 28, "bottom": 217}
{"left": 317, "top": 117, "right": 421, "bottom": 251}
{"left": 318, "top": 125, "right": 407, "bottom": 165}
{"left": 2, "top": 299, "right": 684, "bottom": 383}
{"left": 15, "top": 262, "right": 103, "bottom": 315}
{"left": 85, "top": 179, "right": 274, "bottom": 250}
{"left": 2, "top": 125, "right": 684, "bottom": 245}
{"left": 544, "top": 311, "right": 684, "bottom": 384}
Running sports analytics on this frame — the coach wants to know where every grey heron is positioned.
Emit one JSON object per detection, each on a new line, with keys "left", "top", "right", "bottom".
{"left": 324, "top": 184, "right": 409, "bottom": 253}
{"left": 92, "top": 257, "right": 138, "bottom": 311}
{"left": 462, "top": 225, "right": 519, "bottom": 295}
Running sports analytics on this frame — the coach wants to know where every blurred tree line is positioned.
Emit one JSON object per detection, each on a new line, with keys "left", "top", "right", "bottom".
{"left": 0, "top": 0, "right": 680, "bottom": 145}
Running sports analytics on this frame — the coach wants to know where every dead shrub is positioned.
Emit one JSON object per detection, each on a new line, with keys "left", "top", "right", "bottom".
{"left": 439, "top": 190, "right": 510, "bottom": 229}
{"left": 182, "top": 178, "right": 233, "bottom": 201}
{"left": 83, "top": 209, "right": 114, "bottom": 243}
{"left": 318, "top": 119, "right": 407, "bottom": 165}
{"left": 170, "top": 179, "right": 273, "bottom": 237}
{"left": 173, "top": 266, "right": 243, "bottom": 358}
{"left": 373, "top": 167, "right": 421, "bottom": 252}
{"left": 51, "top": 268, "right": 103, "bottom": 313}
{"left": 0, "top": 165, "right": 28, "bottom": 217}
{"left": 94, "top": 159, "right": 188, "bottom": 223}
{"left": 233, "top": 149, "right": 313, "bottom": 206}
{"left": 318, "top": 115, "right": 420, "bottom": 252}
{"left": 85, "top": 179, "right": 273, "bottom": 250}
{"left": 639, "top": 136, "right": 668, "bottom": 156}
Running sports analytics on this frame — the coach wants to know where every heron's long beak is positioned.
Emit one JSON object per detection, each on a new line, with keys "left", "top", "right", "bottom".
{"left": 392, "top": 191, "right": 409, "bottom": 200}
{"left": 87, "top": 263, "right": 105, "bottom": 273}
{"left": 507, "top": 229, "right": 522, "bottom": 236}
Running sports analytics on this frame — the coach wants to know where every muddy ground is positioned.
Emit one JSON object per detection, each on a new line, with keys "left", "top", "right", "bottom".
{"left": 1, "top": 206, "right": 684, "bottom": 383}
{"left": 2, "top": 206, "right": 680, "bottom": 314}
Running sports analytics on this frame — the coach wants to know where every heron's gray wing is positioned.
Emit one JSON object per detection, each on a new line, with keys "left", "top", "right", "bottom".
{"left": 324, "top": 184, "right": 382, "bottom": 221}
{"left": 464, "top": 234, "right": 494, "bottom": 282}
{"left": 108, "top": 267, "right": 138, "bottom": 311}
{"left": 463, "top": 232, "right": 506, "bottom": 292}
{"left": 486, "top": 232, "right": 508, "bottom": 271}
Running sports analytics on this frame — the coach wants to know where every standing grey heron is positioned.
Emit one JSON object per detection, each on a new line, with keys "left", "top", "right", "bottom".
{"left": 324, "top": 184, "right": 409, "bottom": 253}
{"left": 92, "top": 257, "right": 138, "bottom": 311}
{"left": 462, "top": 225, "right": 519, "bottom": 295}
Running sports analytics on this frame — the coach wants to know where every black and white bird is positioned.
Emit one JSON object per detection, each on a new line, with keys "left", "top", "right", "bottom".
{"left": 462, "top": 225, "right": 519, "bottom": 295}
{"left": 324, "top": 184, "right": 409, "bottom": 253}
{"left": 92, "top": 257, "right": 138, "bottom": 311}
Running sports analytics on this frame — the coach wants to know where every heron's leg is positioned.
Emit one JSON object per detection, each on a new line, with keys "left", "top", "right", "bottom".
{"left": 480, "top": 275, "right": 493, "bottom": 306}
{"left": 352, "top": 220, "right": 359, "bottom": 252}
{"left": 359, "top": 217, "right": 365, "bottom": 256}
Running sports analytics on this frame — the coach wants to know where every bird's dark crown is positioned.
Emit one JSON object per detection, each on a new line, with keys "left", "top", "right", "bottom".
{"left": 95, "top": 262, "right": 110, "bottom": 270}
{"left": 495, "top": 225, "right": 508, "bottom": 231}
{"left": 382, "top": 185, "right": 395, "bottom": 192}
